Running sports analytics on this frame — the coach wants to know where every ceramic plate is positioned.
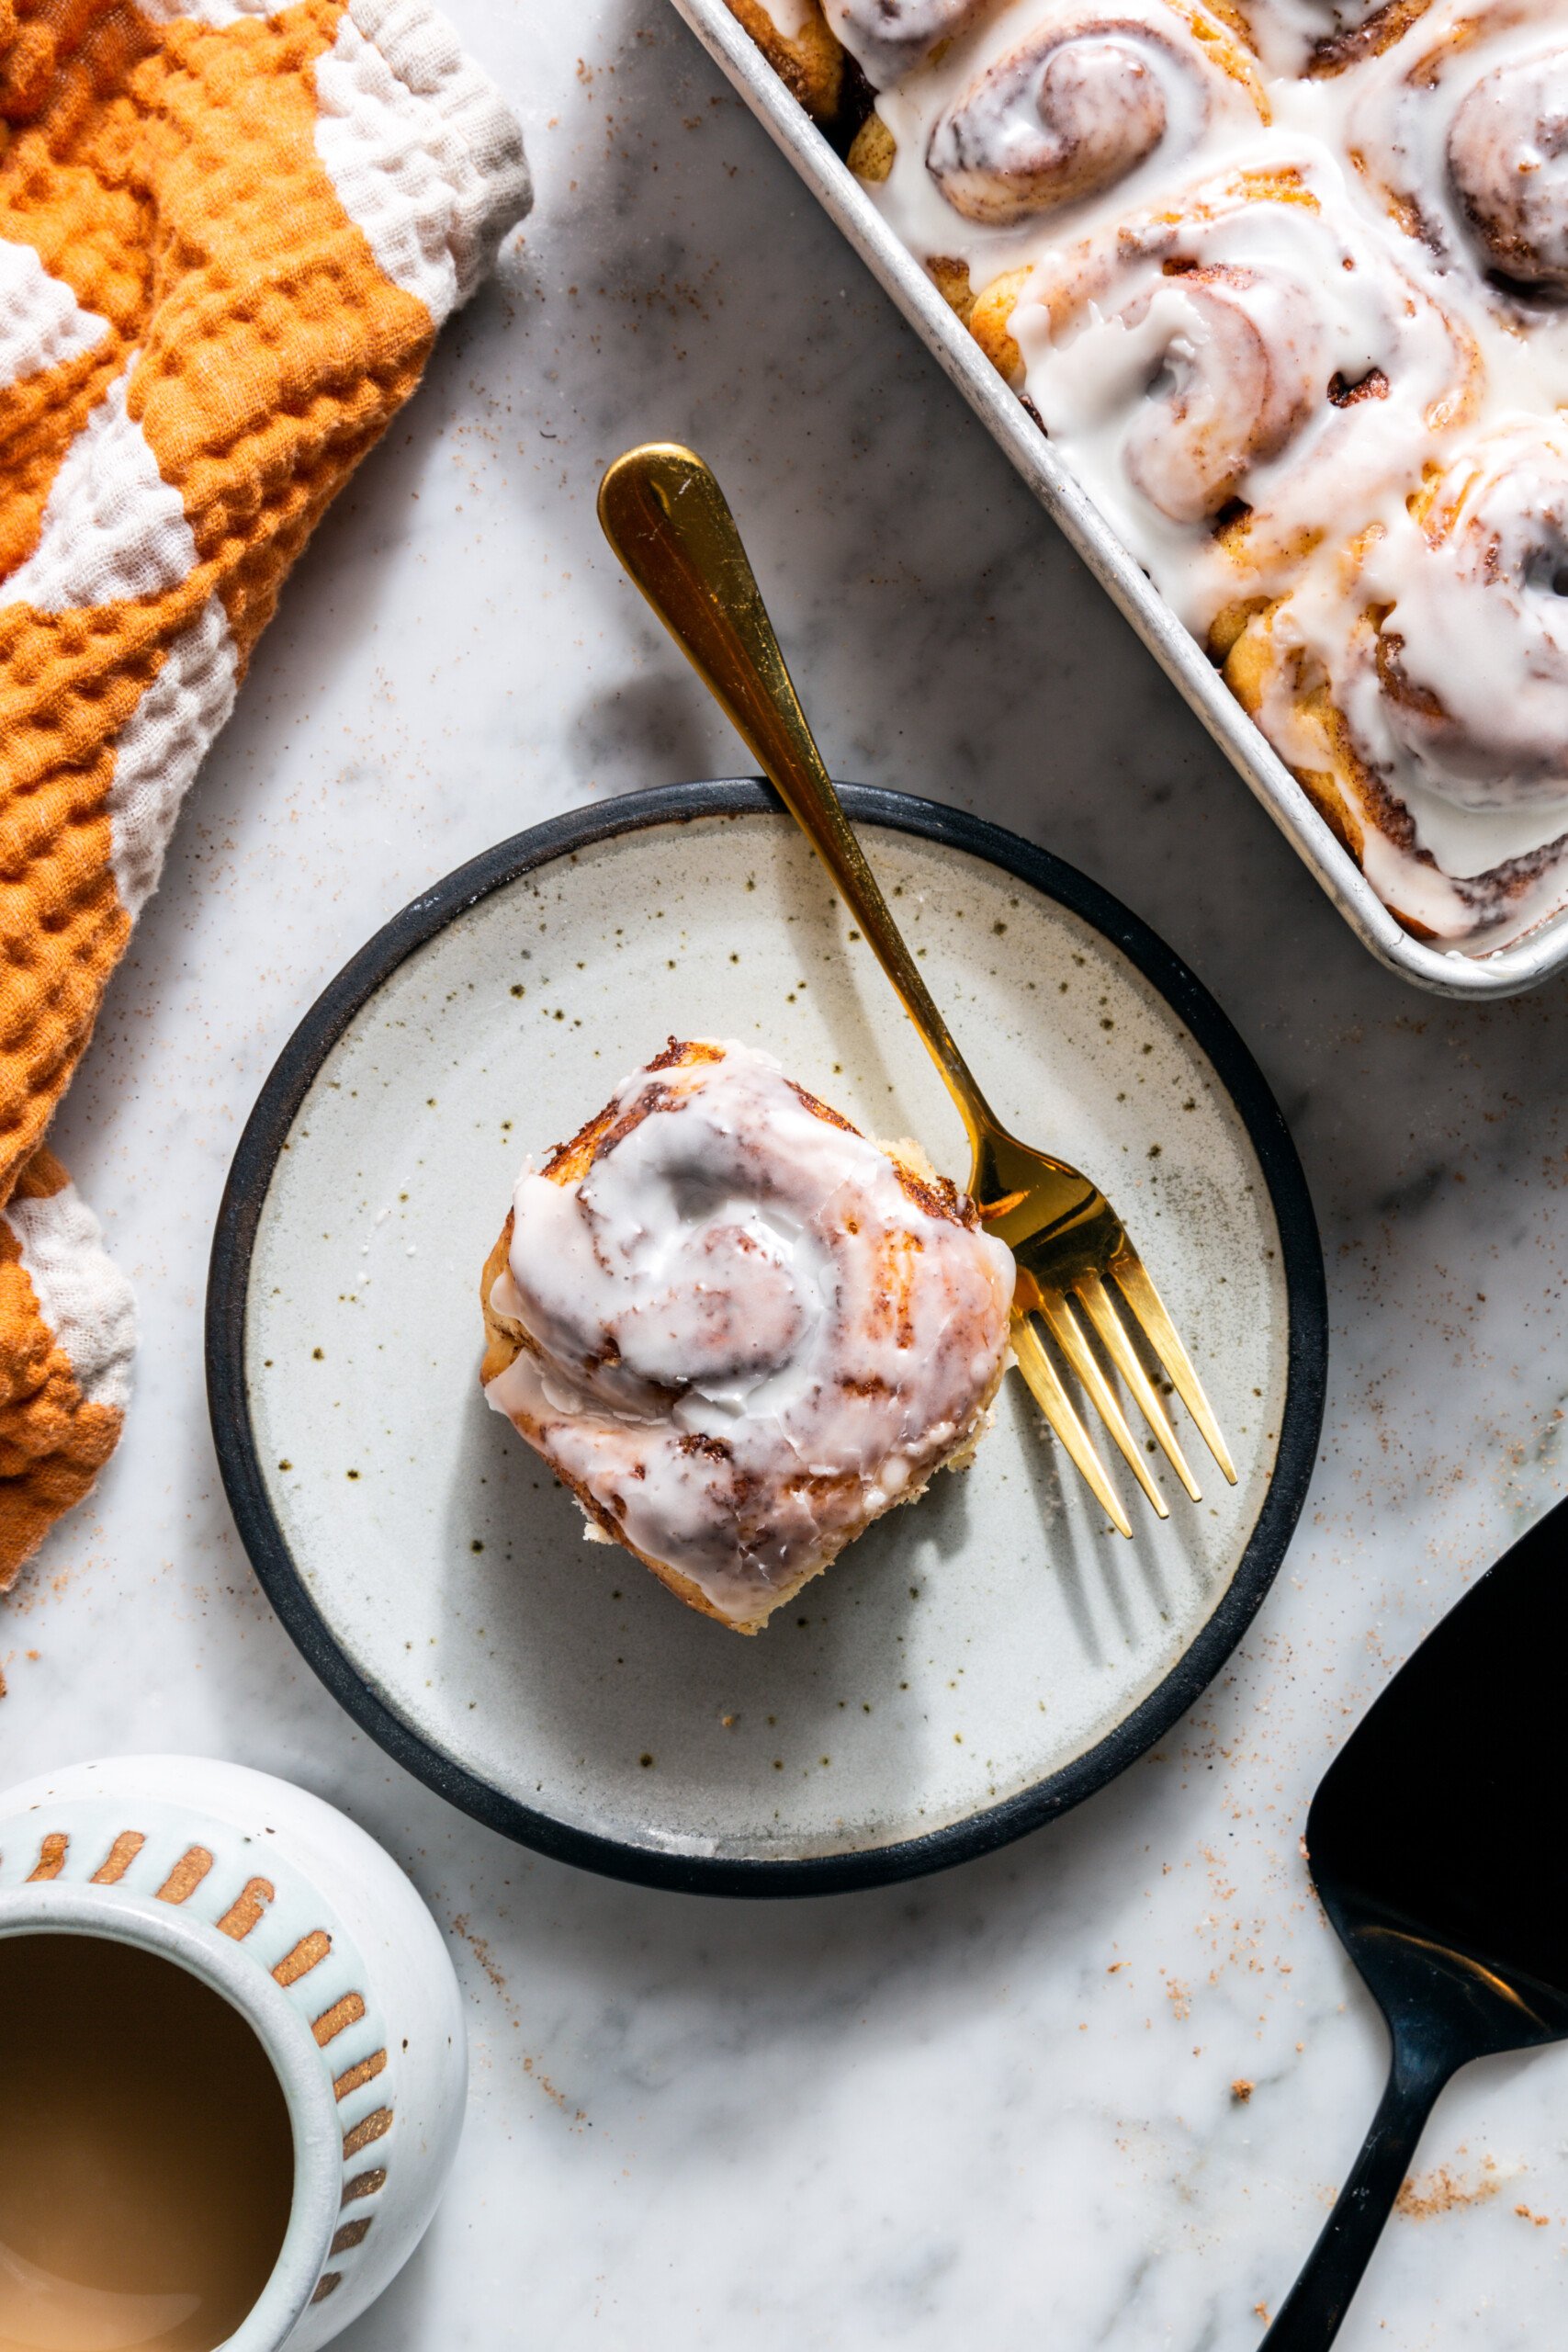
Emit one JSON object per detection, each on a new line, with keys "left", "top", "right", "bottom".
{"left": 209, "top": 784, "right": 1325, "bottom": 1894}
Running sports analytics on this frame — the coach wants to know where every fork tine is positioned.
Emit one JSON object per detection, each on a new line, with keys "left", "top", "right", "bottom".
{"left": 1076, "top": 1272, "right": 1202, "bottom": 1502}
{"left": 1010, "top": 1312, "right": 1134, "bottom": 1539}
{"left": 1111, "top": 1246, "right": 1237, "bottom": 1485}
{"left": 1036, "top": 1292, "right": 1170, "bottom": 1521}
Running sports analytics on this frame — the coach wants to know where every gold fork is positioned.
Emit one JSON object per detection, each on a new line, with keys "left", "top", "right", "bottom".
{"left": 597, "top": 442, "right": 1235, "bottom": 1536}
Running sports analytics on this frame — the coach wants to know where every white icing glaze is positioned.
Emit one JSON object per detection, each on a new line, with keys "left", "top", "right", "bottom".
{"left": 1449, "top": 58, "right": 1568, "bottom": 293}
{"left": 484, "top": 1042, "right": 1014, "bottom": 1628}
{"left": 793, "top": 0, "right": 1568, "bottom": 940}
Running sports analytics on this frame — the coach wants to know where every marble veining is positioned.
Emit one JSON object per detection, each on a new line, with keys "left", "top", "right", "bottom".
{"left": 0, "top": 2, "right": 1564, "bottom": 2346}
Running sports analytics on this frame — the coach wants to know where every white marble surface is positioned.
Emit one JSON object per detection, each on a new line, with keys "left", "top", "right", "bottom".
{"left": 5, "top": 4, "right": 1567, "bottom": 2344}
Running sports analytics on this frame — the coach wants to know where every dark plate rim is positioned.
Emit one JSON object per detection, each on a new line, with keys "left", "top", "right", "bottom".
{"left": 207, "top": 781, "right": 1326, "bottom": 1898}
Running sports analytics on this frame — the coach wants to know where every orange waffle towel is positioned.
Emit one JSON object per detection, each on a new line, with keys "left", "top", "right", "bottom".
{"left": 0, "top": 0, "right": 529, "bottom": 1586}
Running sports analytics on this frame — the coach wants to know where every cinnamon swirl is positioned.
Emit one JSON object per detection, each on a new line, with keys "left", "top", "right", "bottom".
{"left": 827, "top": 0, "right": 992, "bottom": 86}
{"left": 1228, "top": 1, "right": 1435, "bottom": 78}
{"left": 480, "top": 1040, "right": 1015, "bottom": 1634}
{"left": 1448, "top": 61, "right": 1568, "bottom": 292}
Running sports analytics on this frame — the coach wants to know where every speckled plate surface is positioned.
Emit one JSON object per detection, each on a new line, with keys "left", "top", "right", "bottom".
{"left": 209, "top": 783, "right": 1325, "bottom": 1894}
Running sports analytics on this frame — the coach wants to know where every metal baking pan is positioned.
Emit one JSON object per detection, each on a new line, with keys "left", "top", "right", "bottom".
{"left": 670, "top": 0, "right": 1568, "bottom": 1000}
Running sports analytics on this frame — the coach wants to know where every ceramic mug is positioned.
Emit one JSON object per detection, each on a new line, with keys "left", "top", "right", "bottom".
{"left": 0, "top": 1754, "right": 467, "bottom": 2348}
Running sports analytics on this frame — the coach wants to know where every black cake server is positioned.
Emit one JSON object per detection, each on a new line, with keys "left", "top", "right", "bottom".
{"left": 1261, "top": 1493, "right": 1568, "bottom": 2347}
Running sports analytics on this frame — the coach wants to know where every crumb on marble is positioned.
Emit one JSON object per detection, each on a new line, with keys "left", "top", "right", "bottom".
{"left": 1396, "top": 2157, "right": 1507, "bottom": 2221}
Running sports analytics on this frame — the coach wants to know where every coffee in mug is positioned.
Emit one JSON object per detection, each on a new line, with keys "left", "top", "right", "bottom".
{"left": 0, "top": 1932, "right": 294, "bottom": 2352}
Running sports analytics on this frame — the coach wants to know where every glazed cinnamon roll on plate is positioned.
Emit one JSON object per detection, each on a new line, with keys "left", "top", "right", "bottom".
{"left": 480, "top": 1038, "right": 1014, "bottom": 1634}
{"left": 214, "top": 784, "right": 1321, "bottom": 1888}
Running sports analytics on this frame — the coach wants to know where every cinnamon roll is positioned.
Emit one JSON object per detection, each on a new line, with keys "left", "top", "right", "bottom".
{"left": 972, "top": 162, "right": 1478, "bottom": 609}
{"left": 1449, "top": 60, "right": 1568, "bottom": 292}
{"left": 845, "top": 0, "right": 1266, "bottom": 320}
{"left": 1220, "top": 422, "right": 1568, "bottom": 935}
{"left": 480, "top": 1040, "right": 1015, "bottom": 1634}
{"left": 926, "top": 6, "right": 1265, "bottom": 225}
{"left": 1370, "top": 424, "right": 1568, "bottom": 799}
{"left": 1348, "top": 5, "right": 1568, "bottom": 321}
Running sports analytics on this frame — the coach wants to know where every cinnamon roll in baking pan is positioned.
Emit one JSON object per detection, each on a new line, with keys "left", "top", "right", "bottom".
{"left": 1220, "top": 421, "right": 1568, "bottom": 938}
{"left": 481, "top": 1040, "right": 1015, "bottom": 1634}
{"left": 1348, "top": 3, "right": 1568, "bottom": 303}
{"left": 723, "top": 0, "right": 1568, "bottom": 944}
{"left": 848, "top": 0, "right": 1265, "bottom": 247}
{"left": 924, "top": 1, "right": 1266, "bottom": 225}
{"left": 976, "top": 157, "right": 1568, "bottom": 938}
{"left": 971, "top": 159, "right": 1478, "bottom": 557}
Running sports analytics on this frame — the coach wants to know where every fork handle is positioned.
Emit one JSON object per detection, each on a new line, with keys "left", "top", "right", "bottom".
{"left": 597, "top": 442, "right": 992, "bottom": 1160}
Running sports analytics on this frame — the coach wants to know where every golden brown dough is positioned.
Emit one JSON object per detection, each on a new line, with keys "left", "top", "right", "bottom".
{"left": 724, "top": 0, "right": 846, "bottom": 122}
